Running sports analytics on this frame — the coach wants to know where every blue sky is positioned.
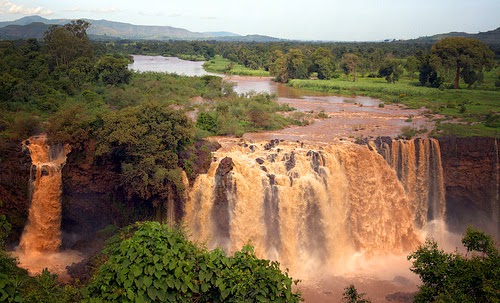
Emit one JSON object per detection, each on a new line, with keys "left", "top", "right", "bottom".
{"left": 1, "top": 0, "right": 499, "bottom": 41}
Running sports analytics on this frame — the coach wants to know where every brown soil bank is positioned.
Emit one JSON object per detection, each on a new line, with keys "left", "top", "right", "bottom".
{"left": 438, "top": 136, "right": 499, "bottom": 240}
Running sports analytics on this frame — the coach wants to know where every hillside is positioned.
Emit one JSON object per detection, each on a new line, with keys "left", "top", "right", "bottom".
{"left": 411, "top": 27, "right": 500, "bottom": 44}
{"left": 0, "top": 22, "right": 50, "bottom": 40}
{"left": 0, "top": 16, "right": 245, "bottom": 41}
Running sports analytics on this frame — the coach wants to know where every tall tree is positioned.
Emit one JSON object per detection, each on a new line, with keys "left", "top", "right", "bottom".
{"left": 43, "top": 20, "right": 93, "bottom": 70}
{"left": 430, "top": 37, "right": 494, "bottom": 89}
{"left": 341, "top": 53, "right": 360, "bottom": 82}
{"left": 378, "top": 58, "right": 403, "bottom": 83}
{"left": 404, "top": 55, "right": 418, "bottom": 79}
{"left": 286, "top": 48, "right": 309, "bottom": 80}
{"left": 311, "top": 47, "right": 334, "bottom": 79}
{"left": 96, "top": 102, "right": 194, "bottom": 222}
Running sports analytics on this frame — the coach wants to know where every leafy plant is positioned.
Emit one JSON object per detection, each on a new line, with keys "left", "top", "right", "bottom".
{"left": 341, "top": 284, "right": 371, "bottom": 303}
{"left": 83, "top": 221, "right": 301, "bottom": 302}
{"left": 408, "top": 227, "right": 499, "bottom": 303}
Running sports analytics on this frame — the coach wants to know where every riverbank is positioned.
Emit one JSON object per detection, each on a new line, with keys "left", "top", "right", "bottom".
{"left": 288, "top": 77, "right": 500, "bottom": 138}
{"left": 203, "top": 55, "right": 270, "bottom": 76}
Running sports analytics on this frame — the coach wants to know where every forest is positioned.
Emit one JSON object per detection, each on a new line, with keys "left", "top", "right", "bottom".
{"left": 0, "top": 20, "right": 499, "bottom": 302}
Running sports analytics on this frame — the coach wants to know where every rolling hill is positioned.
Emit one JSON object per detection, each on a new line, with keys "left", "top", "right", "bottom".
{"left": 0, "top": 16, "right": 248, "bottom": 41}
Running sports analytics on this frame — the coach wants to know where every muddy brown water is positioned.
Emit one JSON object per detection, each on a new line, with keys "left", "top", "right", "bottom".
{"left": 127, "top": 56, "right": 432, "bottom": 301}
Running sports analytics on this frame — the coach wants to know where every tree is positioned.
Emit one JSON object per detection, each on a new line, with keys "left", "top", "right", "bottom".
{"left": 404, "top": 55, "right": 418, "bottom": 79}
{"left": 94, "top": 55, "right": 132, "bottom": 86}
{"left": 430, "top": 37, "right": 494, "bottom": 89}
{"left": 96, "top": 102, "right": 194, "bottom": 223}
{"left": 408, "top": 227, "right": 499, "bottom": 303}
{"left": 311, "top": 47, "right": 334, "bottom": 80}
{"left": 269, "top": 50, "right": 289, "bottom": 83}
{"left": 341, "top": 284, "right": 371, "bottom": 303}
{"left": 286, "top": 48, "right": 309, "bottom": 80}
{"left": 417, "top": 51, "right": 441, "bottom": 87}
{"left": 341, "top": 53, "right": 360, "bottom": 82}
{"left": 378, "top": 58, "right": 403, "bottom": 83}
{"left": 43, "top": 20, "right": 93, "bottom": 70}
{"left": 269, "top": 49, "right": 308, "bottom": 83}
{"left": 83, "top": 221, "right": 301, "bottom": 302}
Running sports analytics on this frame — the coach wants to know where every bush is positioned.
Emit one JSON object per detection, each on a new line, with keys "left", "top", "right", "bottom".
{"left": 408, "top": 227, "right": 499, "bottom": 303}
{"left": 83, "top": 221, "right": 301, "bottom": 302}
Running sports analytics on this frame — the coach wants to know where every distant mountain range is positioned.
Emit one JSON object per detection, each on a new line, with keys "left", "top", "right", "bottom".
{"left": 0, "top": 16, "right": 284, "bottom": 42}
{"left": 0, "top": 15, "right": 498, "bottom": 44}
{"left": 409, "top": 27, "right": 500, "bottom": 45}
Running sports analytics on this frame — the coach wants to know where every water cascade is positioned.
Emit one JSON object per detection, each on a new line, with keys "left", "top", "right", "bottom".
{"left": 20, "top": 135, "right": 70, "bottom": 253}
{"left": 375, "top": 138, "right": 446, "bottom": 239}
{"left": 185, "top": 140, "right": 421, "bottom": 274}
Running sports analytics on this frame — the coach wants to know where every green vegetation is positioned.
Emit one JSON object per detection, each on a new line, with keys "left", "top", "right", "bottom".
{"left": 83, "top": 221, "right": 300, "bottom": 302}
{"left": 0, "top": 219, "right": 301, "bottom": 302}
{"left": 203, "top": 55, "right": 269, "bottom": 76}
{"left": 408, "top": 227, "right": 499, "bottom": 303}
{"left": 430, "top": 37, "right": 495, "bottom": 89}
{"left": 341, "top": 284, "right": 371, "bottom": 303}
{"left": 95, "top": 102, "right": 193, "bottom": 220}
{"left": 196, "top": 92, "right": 296, "bottom": 137}
{"left": 289, "top": 76, "right": 500, "bottom": 137}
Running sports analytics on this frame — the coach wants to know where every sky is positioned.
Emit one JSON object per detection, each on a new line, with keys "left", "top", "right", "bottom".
{"left": 0, "top": 0, "right": 499, "bottom": 41}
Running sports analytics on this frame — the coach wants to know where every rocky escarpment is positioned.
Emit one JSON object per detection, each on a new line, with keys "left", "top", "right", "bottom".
{"left": 60, "top": 140, "right": 122, "bottom": 251}
{"left": 0, "top": 139, "right": 31, "bottom": 244}
{"left": 61, "top": 138, "right": 221, "bottom": 251}
{"left": 438, "top": 137, "right": 499, "bottom": 239}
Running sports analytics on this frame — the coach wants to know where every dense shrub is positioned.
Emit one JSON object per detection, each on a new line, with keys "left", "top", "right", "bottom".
{"left": 83, "top": 221, "right": 301, "bottom": 302}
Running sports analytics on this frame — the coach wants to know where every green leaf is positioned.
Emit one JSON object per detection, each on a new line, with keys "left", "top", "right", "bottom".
{"left": 201, "top": 282, "right": 209, "bottom": 293}
{"left": 174, "top": 266, "right": 182, "bottom": 278}
{"left": 143, "top": 276, "right": 152, "bottom": 288}
{"left": 147, "top": 287, "right": 157, "bottom": 300}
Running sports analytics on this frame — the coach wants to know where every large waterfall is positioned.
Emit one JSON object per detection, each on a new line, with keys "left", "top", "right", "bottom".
{"left": 20, "top": 135, "right": 70, "bottom": 253}
{"left": 184, "top": 139, "right": 445, "bottom": 274}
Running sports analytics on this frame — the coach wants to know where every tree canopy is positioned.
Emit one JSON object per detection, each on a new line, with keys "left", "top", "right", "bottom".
{"left": 408, "top": 227, "right": 499, "bottom": 303}
{"left": 430, "top": 37, "right": 494, "bottom": 89}
{"left": 43, "top": 20, "right": 93, "bottom": 70}
{"left": 96, "top": 102, "right": 194, "bottom": 208}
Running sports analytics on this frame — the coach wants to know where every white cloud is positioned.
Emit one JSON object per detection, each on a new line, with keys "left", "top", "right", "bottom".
{"left": 90, "top": 8, "right": 122, "bottom": 13}
{"left": 63, "top": 7, "right": 121, "bottom": 14}
{"left": 0, "top": 1, "right": 53, "bottom": 16}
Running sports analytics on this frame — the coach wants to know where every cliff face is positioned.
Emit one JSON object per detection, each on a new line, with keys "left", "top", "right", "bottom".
{"left": 438, "top": 137, "right": 499, "bottom": 239}
{"left": 60, "top": 139, "right": 220, "bottom": 251}
{"left": 60, "top": 140, "right": 122, "bottom": 251}
{"left": 0, "top": 139, "right": 31, "bottom": 244}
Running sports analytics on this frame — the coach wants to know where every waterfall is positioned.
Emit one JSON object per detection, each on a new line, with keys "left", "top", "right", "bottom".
{"left": 20, "top": 135, "right": 70, "bottom": 254}
{"left": 184, "top": 140, "right": 420, "bottom": 274}
{"left": 375, "top": 138, "right": 446, "bottom": 239}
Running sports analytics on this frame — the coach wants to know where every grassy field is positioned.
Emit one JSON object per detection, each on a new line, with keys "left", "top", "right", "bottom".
{"left": 289, "top": 74, "right": 500, "bottom": 137}
{"left": 203, "top": 55, "right": 270, "bottom": 76}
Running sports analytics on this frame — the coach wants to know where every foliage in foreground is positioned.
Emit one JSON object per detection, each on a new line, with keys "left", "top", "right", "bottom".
{"left": 341, "top": 284, "right": 371, "bottom": 303}
{"left": 83, "top": 221, "right": 301, "bottom": 302}
{"left": 408, "top": 227, "right": 500, "bottom": 303}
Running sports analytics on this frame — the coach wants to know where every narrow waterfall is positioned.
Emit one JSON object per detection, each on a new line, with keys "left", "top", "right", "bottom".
{"left": 375, "top": 138, "right": 446, "bottom": 230}
{"left": 184, "top": 140, "right": 419, "bottom": 274}
{"left": 20, "top": 135, "right": 70, "bottom": 253}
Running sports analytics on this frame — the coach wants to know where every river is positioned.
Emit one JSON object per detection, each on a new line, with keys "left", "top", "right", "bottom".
{"left": 128, "top": 55, "right": 434, "bottom": 141}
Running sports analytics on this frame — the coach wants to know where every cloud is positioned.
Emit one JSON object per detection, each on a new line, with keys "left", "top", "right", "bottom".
{"left": 138, "top": 11, "right": 166, "bottom": 17}
{"left": 90, "top": 8, "right": 122, "bottom": 13}
{"left": 0, "top": 1, "right": 53, "bottom": 16}
{"left": 63, "top": 7, "right": 122, "bottom": 14}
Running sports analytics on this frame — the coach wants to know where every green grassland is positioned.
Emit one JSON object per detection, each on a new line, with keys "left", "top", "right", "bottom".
{"left": 289, "top": 73, "right": 500, "bottom": 137}
{"left": 203, "top": 55, "right": 270, "bottom": 76}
